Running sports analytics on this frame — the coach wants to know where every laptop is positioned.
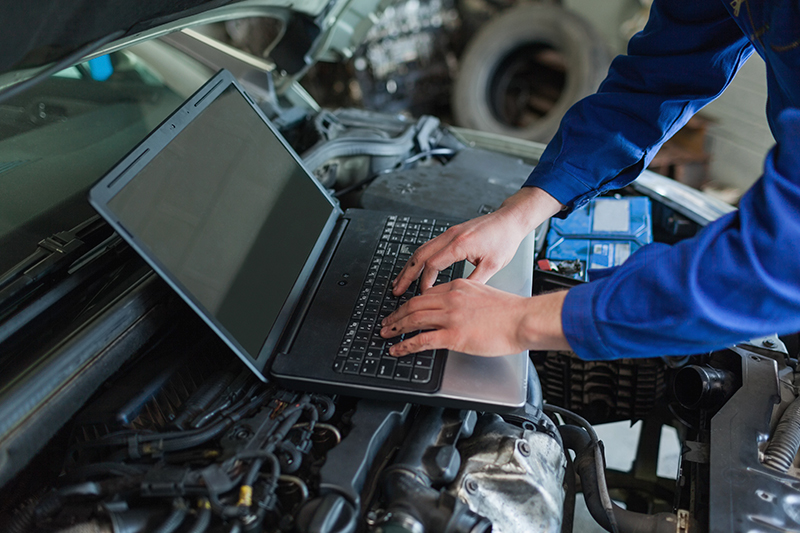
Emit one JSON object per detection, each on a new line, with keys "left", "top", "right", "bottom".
{"left": 89, "top": 70, "right": 531, "bottom": 411}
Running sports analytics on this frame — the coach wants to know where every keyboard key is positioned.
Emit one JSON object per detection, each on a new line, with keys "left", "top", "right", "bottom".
{"left": 333, "top": 357, "right": 347, "bottom": 372}
{"left": 366, "top": 347, "right": 384, "bottom": 359}
{"left": 369, "top": 337, "right": 385, "bottom": 348}
{"left": 393, "top": 365, "right": 412, "bottom": 381}
{"left": 360, "top": 358, "right": 379, "bottom": 376}
{"left": 415, "top": 353, "right": 434, "bottom": 368}
{"left": 412, "top": 367, "right": 432, "bottom": 383}
{"left": 396, "top": 355, "right": 414, "bottom": 366}
{"left": 351, "top": 341, "right": 367, "bottom": 352}
{"left": 377, "top": 358, "right": 396, "bottom": 378}
{"left": 343, "top": 361, "right": 361, "bottom": 374}
{"left": 399, "top": 244, "right": 419, "bottom": 255}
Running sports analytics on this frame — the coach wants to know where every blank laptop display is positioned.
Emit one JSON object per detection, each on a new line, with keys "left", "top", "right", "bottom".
{"left": 90, "top": 70, "right": 531, "bottom": 411}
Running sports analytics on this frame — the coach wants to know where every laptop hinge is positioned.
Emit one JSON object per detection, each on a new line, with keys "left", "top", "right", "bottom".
{"left": 275, "top": 217, "right": 349, "bottom": 355}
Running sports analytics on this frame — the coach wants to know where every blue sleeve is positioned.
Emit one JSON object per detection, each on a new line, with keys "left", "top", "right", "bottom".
{"left": 524, "top": 0, "right": 753, "bottom": 214}
{"left": 562, "top": 108, "right": 800, "bottom": 360}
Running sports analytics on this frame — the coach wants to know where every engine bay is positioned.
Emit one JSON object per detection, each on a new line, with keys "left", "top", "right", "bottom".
{"left": 2, "top": 108, "right": 800, "bottom": 533}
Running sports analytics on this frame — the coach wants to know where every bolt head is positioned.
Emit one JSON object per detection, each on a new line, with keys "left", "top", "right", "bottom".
{"left": 518, "top": 440, "right": 532, "bottom": 457}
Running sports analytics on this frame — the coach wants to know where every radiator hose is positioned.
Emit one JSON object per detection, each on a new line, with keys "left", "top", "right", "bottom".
{"left": 559, "top": 425, "right": 692, "bottom": 533}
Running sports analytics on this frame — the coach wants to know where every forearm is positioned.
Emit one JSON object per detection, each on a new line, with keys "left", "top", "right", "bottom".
{"left": 526, "top": 0, "right": 751, "bottom": 214}
{"left": 517, "top": 291, "right": 572, "bottom": 352}
{"left": 498, "top": 186, "right": 563, "bottom": 234}
{"left": 563, "top": 109, "right": 800, "bottom": 360}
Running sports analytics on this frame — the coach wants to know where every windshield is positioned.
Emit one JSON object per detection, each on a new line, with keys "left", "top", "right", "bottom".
{"left": 0, "top": 41, "right": 214, "bottom": 273}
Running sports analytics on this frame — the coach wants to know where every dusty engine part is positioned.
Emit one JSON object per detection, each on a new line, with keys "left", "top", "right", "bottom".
{"left": 376, "top": 408, "right": 491, "bottom": 533}
{"left": 451, "top": 413, "right": 566, "bottom": 533}
{"left": 361, "top": 147, "right": 531, "bottom": 220}
{"left": 534, "top": 350, "right": 667, "bottom": 424}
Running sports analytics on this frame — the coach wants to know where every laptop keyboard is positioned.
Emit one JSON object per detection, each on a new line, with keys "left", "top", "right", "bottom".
{"left": 333, "top": 216, "right": 460, "bottom": 384}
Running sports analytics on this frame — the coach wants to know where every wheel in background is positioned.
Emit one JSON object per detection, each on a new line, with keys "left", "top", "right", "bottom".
{"left": 452, "top": 3, "right": 610, "bottom": 142}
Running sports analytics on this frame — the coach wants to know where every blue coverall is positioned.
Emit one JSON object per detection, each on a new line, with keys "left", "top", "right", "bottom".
{"left": 523, "top": 0, "right": 800, "bottom": 360}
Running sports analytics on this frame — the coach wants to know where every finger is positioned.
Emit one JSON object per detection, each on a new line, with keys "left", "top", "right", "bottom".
{"left": 417, "top": 242, "right": 465, "bottom": 291}
{"left": 389, "top": 329, "right": 448, "bottom": 357}
{"left": 382, "top": 294, "right": 444, "bottom": 328}
{"left": 419, "top": 281, "right": 454, "bottom": 295}
{"left": 466, "top": 260, "right": 502, "bottom": 285}
{"left": 381, "top": 308, "right": 445, "bottom": 338}
{"left": 392, "top": 238, "right": 448, "bottom": 295}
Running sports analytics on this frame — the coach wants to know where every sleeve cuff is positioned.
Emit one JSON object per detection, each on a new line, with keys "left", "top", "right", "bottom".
{"left": 524, "top": 162, "right": 598, "bottom": 217}
{"left": 562, "top": 281, "right": 618, "bottom": 361}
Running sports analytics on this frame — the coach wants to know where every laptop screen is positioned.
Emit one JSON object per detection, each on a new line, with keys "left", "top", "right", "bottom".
{"left": 106, "top": 84, "right": 335, "bottom": 358}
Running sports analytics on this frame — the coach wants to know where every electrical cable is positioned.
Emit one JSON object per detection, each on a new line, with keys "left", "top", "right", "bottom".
{"left": 333, "top": 147, "right": 456, "bottom": 198}
{"left": 543, "top": 404, "right": 599, "bottom": 443}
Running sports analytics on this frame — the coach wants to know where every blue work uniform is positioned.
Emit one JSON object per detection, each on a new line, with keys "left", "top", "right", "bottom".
{"left": 524, "top": 0, "right": 800, "bottom": 359}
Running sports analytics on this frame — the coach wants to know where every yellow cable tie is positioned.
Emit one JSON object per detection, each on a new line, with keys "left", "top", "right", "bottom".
{"left": 238, "top": 485, "right": 253, "bottom": 507}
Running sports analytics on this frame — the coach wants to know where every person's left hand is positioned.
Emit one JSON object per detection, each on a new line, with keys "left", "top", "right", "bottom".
{"left": 380, "top": 278, "right": 571, "bottom": 357}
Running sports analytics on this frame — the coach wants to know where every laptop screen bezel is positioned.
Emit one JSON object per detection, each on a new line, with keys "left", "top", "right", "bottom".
{"left": 88, "top": 70, "right": 343, "bottom": 380}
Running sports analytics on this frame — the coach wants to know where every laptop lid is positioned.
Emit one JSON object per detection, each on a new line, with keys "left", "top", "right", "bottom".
{"left": 89, "top": 70, "right": 342, "bottom": 380}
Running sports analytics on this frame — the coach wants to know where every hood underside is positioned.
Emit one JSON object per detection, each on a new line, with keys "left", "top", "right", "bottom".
{"left": 1, "top": 0, "right": 243, "bottom": 75}
{"left": 1, "top": 0, "right": 379, "bottom": 83}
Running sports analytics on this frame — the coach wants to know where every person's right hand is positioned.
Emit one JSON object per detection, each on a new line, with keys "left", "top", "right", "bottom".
{"left": 391, "top": 187, "right": 563, "bottom": 296}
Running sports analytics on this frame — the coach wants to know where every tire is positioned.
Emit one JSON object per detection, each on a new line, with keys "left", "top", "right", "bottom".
{"left": 452, "top": 3, "right": 610, "bottom": 142}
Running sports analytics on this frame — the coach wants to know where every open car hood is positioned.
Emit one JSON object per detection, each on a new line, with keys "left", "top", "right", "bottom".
{"left": 0, "top": 0, "right": 390, "bottom": 86}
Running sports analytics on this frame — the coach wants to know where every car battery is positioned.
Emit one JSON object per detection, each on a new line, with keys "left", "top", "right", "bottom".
{"left": 545, "top": 196, "right": 652, "bottom": 281}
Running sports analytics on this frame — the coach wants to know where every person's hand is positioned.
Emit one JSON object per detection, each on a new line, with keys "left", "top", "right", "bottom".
{"left": 380, "top": 279, "right": 572, "bottom": 357}
{"left": 391, "top": 187, "right": 563, "bottom": 296}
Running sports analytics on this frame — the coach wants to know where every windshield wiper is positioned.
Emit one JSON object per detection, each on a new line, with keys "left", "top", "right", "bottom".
{"left": 0, "top": 217, "right": 111, "bottom": 315}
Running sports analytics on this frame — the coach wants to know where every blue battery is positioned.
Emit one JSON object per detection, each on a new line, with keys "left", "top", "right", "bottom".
{"left": 545, "top": 196, "right": 652, "bottom": 280}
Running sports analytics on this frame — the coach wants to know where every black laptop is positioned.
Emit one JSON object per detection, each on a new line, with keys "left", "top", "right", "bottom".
{"left": 89, "top": 70, "right": 531, "bottom": 411}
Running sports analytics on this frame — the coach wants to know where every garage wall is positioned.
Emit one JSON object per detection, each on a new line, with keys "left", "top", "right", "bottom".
{"left": 701, "top": 55, "right": 772, "bottom": 191}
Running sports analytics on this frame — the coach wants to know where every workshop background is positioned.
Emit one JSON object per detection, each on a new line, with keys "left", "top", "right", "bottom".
{"left": 205, "top": 0, "right": 768, "bottom": 205}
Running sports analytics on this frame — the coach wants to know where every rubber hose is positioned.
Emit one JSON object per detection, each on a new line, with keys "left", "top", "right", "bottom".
{"left": 561, "top": 453, "right": 576, "bottom": 533}
{"left": 559, "top": 425, "right": 683, "bottom": 533}
{"left": 764, "top": 394, "right": 800, "bottom": 472}
{"left": 185, "top": 507, "right": 211, "bottom": 533}
{"left": 152, "top": 502, "right": 186, "bottom": 533}
{"left": 173, "top": 371, "right": 235, "bottom": 429}
{"left": 302, "top": 136, "right": 414, "bottom": 173}
{"left": 156, "top": 418, "right": 231, "bottom": 452}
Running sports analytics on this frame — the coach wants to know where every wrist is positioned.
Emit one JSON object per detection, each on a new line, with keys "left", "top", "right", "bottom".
{"left": 517, "top": 290, "right": 572, "bottom": 352}
{"left": 500, "top": 187, "right": 564, "bottom": 235}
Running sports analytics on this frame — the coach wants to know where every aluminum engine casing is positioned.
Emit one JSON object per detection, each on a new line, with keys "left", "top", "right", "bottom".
{"left": 451, "top": 414, "right": 567, "bottom": 533}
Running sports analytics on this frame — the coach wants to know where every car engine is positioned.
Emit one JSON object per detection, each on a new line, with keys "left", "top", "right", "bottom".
{"left": 2, "top": 106, "right": 800, "bottom": 533}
